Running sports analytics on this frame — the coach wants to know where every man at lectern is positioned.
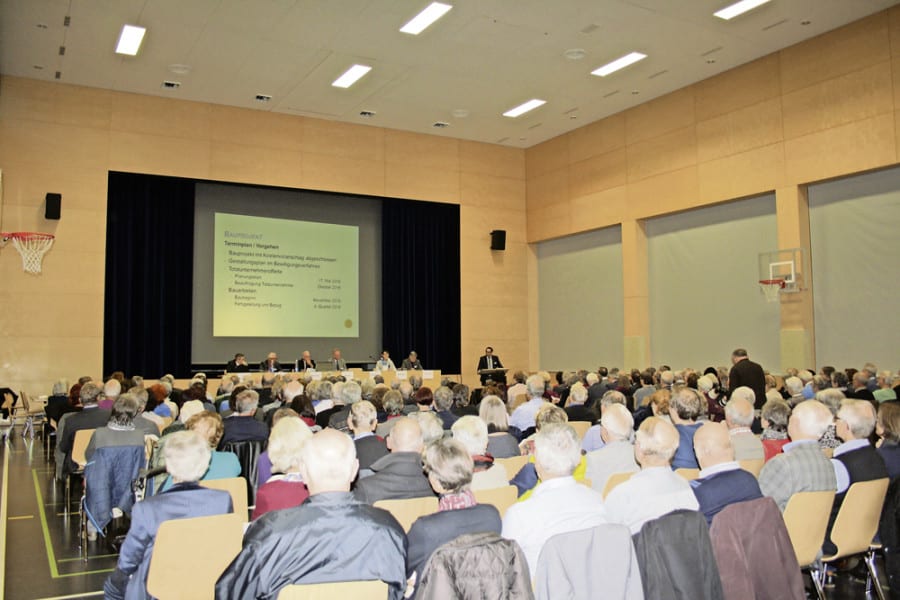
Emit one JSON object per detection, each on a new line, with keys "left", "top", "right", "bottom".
{"left": 401, "top": 351, "right": 423, "bottom": 370}
{"left": 260, "top": 352, "right": 283, "bottom": 373}
{"left": 298, "top": 350, "right": 317, "bottom": 371}
{"left": 226, "top": 353, "right": 250, "bottom": 373}
{"left": 330, "top": 348, "right": 347, "bottom": 371}
{"left": 477, "top": 346, "right": 505, "bottom": 386}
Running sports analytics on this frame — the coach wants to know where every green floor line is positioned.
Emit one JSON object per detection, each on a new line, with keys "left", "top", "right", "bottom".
{"left": 32, "top": 469, "right": 60, "bottom": 578}
{"left": 57, "top": 554, "right": 117, "bottom": 563}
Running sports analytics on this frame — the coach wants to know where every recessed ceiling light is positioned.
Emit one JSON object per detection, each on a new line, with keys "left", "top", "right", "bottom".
{"left": 115, "top": 24, "right": 146, "bottom": 56}
{"left": 591, "top": 52, "right": 647, "bottom": 77}
{"left": 332, "top": 64, "right": 372, "bottom": 88}
{"left": 168, "top": 64, "right": 192, "bottom": 75}
{"left": 503, "top": 99, "right": 546, "bottom": 118}
{"left": 714, "top": 0, "right": 772, "bottom": 21}
{"left": 400, "top": 2, "right": 452, "bottom": 35}
{"left": 564, "top": 48, "right": 586, "bottom": 61}
{"left": 451, "top": 108, "right": 469, "bottom": 118}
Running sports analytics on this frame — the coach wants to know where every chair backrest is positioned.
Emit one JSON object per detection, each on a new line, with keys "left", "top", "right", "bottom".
{"left": 72, "top": 428, "right": 95, "bottom": 469}
{"left": 675, "top": 468, "right": 700, "bottom": 481}
{"left": 220, "top": 439, "right": 265, "bottom": 505}
{"left": 374, "top": 496, "right": 439, "bottom": 532}
{"left": 568, "top": 421, "right": 592, "bottom": 440}
{"left": 602, "top": 471, "right": 635, "bottom": 500}
{"left": 782, "top": 489, "right": 837, "bottom": 566}
{"left": 19, "top": 391, "right": 30, "bottom": 411}
{"left": 473, "top": 485, "right": 518, "bottom": 518}
{"left": 277, "top": 580, "right": 388, "bottom": 599}
{"left": 495, "top": 455, "right": 527, "bottom": 477}
{"left": 146, "top": 513, "right": 244, "bottom": 600}
{"left": 821, "top": 447, "right": 834, "bottom": 459}
{"left": 201, "top": 477, "right": 250, "bottom": 521}
{"left": 827, "top": 478, "right": 890, "bottom": 560}
{"left": 739, "top": 458, "right": 765, "bottom": 478}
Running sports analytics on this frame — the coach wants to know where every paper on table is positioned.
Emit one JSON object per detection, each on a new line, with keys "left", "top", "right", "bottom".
{"left": 397, "top": 371, "right": 408, "bottom": 380}
{"left": 423, "top": 370, "right": 434, "bottom": 379}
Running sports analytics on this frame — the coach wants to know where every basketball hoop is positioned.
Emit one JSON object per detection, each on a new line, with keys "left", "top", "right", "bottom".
{"left": 1, "top": 232, "right": 55, "bottom": 274}
{"left": 758, "top": 278, "right": 785, "bottom": 303}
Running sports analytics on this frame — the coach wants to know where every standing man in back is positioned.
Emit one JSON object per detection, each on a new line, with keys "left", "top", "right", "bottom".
{"left": 728, "top": 348, "right": 767, "bottom": 409}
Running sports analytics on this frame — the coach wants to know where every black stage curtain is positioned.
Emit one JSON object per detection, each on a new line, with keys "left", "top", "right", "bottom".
{"left": 382, "top": 199, "right": 461, "bottom": 374}
{"left": 104, "top": 172, "right": 195, "bottom": 378}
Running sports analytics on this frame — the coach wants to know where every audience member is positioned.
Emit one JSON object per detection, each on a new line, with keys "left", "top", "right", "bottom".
{"left": 349, "top": 400, "right": 389, "bottom": 472}
{"left": 698, "top": 375, "right": 724, "bottom": 422}
{"left": 758, "top": 400, "right": 837, "bottom": 512}
{"left": 585, "top": 404, "right": 639, "bottom": 494}
{"left": 728, "top": 348, "right": 767, "bottom": 408}
{"left": 668, "top": 388, "right": 704, "bottom": 469}
{"left": 479, "top": 395, "right": 520, "bottom": 458}
{"left": 875, "top": 371, "right": 898, "bottom": 402}
{"left": 848, "top": 372, "right": 876, "bottom": 401}
{"left": 784, "top": 376, "right": 805, "bottom": 406}
{"left": 451, "top": 416, "right": 507, "bottom": 490}
{"left": 564, "top": 382, "right": 598, "bottom": 423}
{"left": 509, "top": 375, "right": 548, "bottom": 432}
{"left": 413, "top": 386, "right": 435, "bottom": 413}
{"left": 216, "top": 430, "right": 407, "bottom": 599}
{"left": 760, "top": 398, "right": 792, "bottom": 461}
{"left": 877, "top": 401, "right": 900, "bottom": 479}
{"left": 104, "top": 430, "right": 233, "bottom": 600}
{"left": 406, "top": 411, "right": 444, "bottom": 446}
{"left": 406, "top": 438, "right": 502, "bottom": 595}
{"left": 823, "top": 399, "right": 887, "bottom": 554}
{"left": 815, "top": 388, "right": 844, "bottom": 450}
{"left": 433, "top": 386, "right": 459, "bottom": 430}
{"left": 58, "top": 383, "right": 111, "bottom": 474}
{"left": 632, "top": 370, "right": 656, "bottom": 409}
{"left": 252, "top": 417, "right": 312, "bottom": 520}
{"left": 100, "top": 378, "right": 121, "bottom": 410}
{"left": 502, "top": 423, "right": 607, "bottom": 573}
{"left": 354, "top": 418, "right": 433, "bottom": 503}
{"left": 690, "top": 422, "right": 763, "bottom": 525}
{"left": 219, "top": 389, "right": 268, "bottom": 447}
{"left": 128, "top": 387, "right": 161, "bottom": 437}
{"left": 604, "top": 417, "right": 699, "bottom": 534}
{"left": 506, "top": 371, "right": 527, "bottom": 406}
{"left": 580, "top": 390, "right": 629, "bottom": 453}
{"left": 724, "top": 394, "right": 764, "bottom": 461}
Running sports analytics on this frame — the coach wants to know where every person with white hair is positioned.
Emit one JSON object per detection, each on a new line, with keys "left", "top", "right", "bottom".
{"left": 604, "top": 417, "right": 699, "bottom": 534}
{"left": 100, "top": 378, "right": 122, "bottom": 410}
{"left": 784, "top": 376, "right": 805, "bottom": 406}
{"left": 451, "top": 416, "right": 508, "bottom": 490}
{"left": 501, "top": 423, "right": 607, "bottom": 573}
{"left": 252, "top": 418, "right": 313, "bottom": 519}
{"left": 668, "top": 388, "right": 705, "bottom": 469}
{"left": 849, "top": 371, "right": 876, "bottom": 401}
{"left": 104, "top": 430, "right": 233, "bottom": 600}
{"left": 219, "top": 389, "right": 268, "bottom": 447}
{"left": 724, "top": 395, "right": 764, "bottom": 461}
{"left": 564, "top": 382, "right": 598, "bottom": 423}
{"left": 327, "top": 380, "right": 362, "bottom": 432}
{"left": 697, "top": 375, "right": 724, "bottom": 422}
{"left": 758, "top": 400, "right": 837, "bottom": 512}
{"left": 433, "top": 386, "right": 459, "bottom": 430}
{"left": 875, "top": 371, "right": 898, "bottom": 402}
{"left": 406, "top": 410, "right": 444, "bottom": 446}
{"left": 348, "top": 400, "right": 388, "bottom": 472}
{"left": 509, "top": 374, "right": 549, "bottom": 432}
{"left": 216, "top": 430, "right": 407, "bottom": 599}
{"left": 822, "top": 399, "right": 888, "bottom": 555}
{"left": 691, "top": 422, "right": 763, "bottom": 525}
{"left": 585, "top": 404, "right": 639, "bottom": 493}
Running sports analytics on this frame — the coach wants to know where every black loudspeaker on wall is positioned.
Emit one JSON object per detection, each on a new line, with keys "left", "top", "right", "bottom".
{"left": 490, "top": 229, "right": 506, "bottom": 251}
{"left": 45, "top": 193, "right": 62, "bottom": 220}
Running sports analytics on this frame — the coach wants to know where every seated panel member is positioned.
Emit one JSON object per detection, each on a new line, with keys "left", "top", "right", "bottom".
{"left": 330, "top": 348, "right": 347, "bottom": 371}
{"left": 260, "top": 352, "right": 283, "bottom": 373}
{"left": 226, "top": 353, "right": 250, "bottom": 373}
{"left": 376, "top": 351, "right": 397, "bottom": 373}
{"left": 297, "top": 350, "right": 316, "bottom": 371}
{"left": 401, "top": 351, "right": 423, "bottom": 370}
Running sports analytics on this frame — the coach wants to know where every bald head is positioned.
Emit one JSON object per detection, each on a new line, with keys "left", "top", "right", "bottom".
{"left": 600, "top": 404, "right": 634, "bottom": 442}
{"left": 635, "top": 417, "right": 680, "bottom": 467}
{"left": 388, "top": 418, "right": 424, "bottom": 453}
{"left": 299, "top": 429, "right": 358, "bottom": 494}
{"left": 788, "top": 400, "right": 834, "bottom": 441}
{"left": 693, "top": 422, "right": 734, "bottom": 469}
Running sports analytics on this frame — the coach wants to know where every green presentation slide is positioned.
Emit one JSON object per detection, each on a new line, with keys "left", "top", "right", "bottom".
{"left": 213, "top": 212, "right": 359, "bottom": 337}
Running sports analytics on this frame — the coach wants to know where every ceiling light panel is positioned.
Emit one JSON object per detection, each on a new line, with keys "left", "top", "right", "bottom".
{"left": 115, "top": 24, "right": 146, "bottom": 56}
{"left": 503, "top": 99, "right": 546, "bottom": 118}
{"left": 591, "top": 52, "right": 647, "bottom": 77}
{"left": 332, "top": 64, "right": 372, "bottom": 88}
{"left": 400, "top": 2, "right": 452, "bottom": 35}
{"left": 714, "top": 0, "right": 772, "bottom": 21}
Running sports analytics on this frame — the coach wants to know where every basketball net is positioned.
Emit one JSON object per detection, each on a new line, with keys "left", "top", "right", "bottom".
{"left": 758, "top": 279, "right": 784, "bottom": 303}
{"left": 1, "top": 232, "right": 55, "bottom": 274}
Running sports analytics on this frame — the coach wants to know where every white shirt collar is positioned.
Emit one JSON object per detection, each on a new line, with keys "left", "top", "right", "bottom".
{"left": 833, "top": 438, "right": 870, "bottom": 457}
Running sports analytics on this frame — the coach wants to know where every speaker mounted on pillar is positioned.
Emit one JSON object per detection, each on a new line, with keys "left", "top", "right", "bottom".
{"left": 490, "top": 229, "right": 506, "bottom": 251}
{"left": 45, "top": 193, "right": 62, "bottom": 220}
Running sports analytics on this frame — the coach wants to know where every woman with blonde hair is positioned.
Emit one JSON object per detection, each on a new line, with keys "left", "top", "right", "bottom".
{"left": 478, "top": 395, "right": 520, "bottom": 458}
{"left": 252, "top": 418, "right": 313, "bottom": 519}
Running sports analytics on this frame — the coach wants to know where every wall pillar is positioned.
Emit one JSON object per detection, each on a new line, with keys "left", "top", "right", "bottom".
{"left": 621, "top": 219, "right": 650, "bottom": 367}
{"left": 775, "top": 185, "right": 816, "bottom": 370}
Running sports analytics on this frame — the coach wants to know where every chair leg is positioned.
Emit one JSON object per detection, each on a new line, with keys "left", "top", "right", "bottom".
{"left": 865, "top": 550, "right": 887, "bottom": 600}
{"left": 79, "top": 496, "right": 88, "bottom": 562}
{"left": 809, "top": 566, "right": 827, "bottom": 600}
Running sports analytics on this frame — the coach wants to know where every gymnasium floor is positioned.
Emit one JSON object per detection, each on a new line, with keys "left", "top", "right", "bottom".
{"left": 0, "top": 429, "right": 886, "bottom": 599}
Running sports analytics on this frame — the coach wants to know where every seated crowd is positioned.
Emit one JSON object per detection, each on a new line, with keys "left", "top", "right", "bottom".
{"left": 39, "top": 351, "right": 900, "bottom": 598}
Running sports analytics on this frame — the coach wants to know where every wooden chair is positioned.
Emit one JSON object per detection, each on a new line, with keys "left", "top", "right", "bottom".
{"left": 780, "top": 489, "right": 836, "bottom": 600}
{"left": 146, "top": 513, "right": 245, "bottom": 600}
{"left": 277, "top": 580, "right": 388, "bottom": 599}
{"left": 65, "top": 428, "right": 96, "bottom": 510}
{"left": 374, "top": 496, "right": 438, "bottom": 532}
{"left": 739, "top": 458, "right": 765, "bottom": 478}
{"left": 568, "top": 421, "right": 592, "bottom": 440}
{"left": 495, "top": 455, "right": 528, "bottom": 478}
{"left": 473, "top": 484, "right": 518, "bottom": 518}
{"left": 675, "top": 468, "right": 700, "bottom": 481}
{"left": 602, "top": 471, "right": 635, "bottom": 500}
{"left": 201, "top": 477, "right": 250, "bottom": 521}
{"left": 812, "top": 478, "right": 890, "bottom": 600}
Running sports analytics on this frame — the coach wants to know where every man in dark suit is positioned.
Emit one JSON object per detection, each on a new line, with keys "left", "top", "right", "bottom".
{"left": 477, "top": 346, "right": 505, "bottom": 386}
{"left": 329, "top": 348, "right": 347, "bottom": 371}
{"left": 354, "top": 418, "right": 433, "bottom": 504}
{"left": 847, "top": 372, "right": 876, "bottom": 401}
{"left": 297, "top": 350, "right": 316, "bottom": 371}
{"left": 260, "top": 352, "right": 283, "bottom": 372}
{"left": 727, "top": 348, "right": 766, "bottom": 409}
{"left": 226, "top": 353, "right": 250, "bottom": 372}
{"left": 401, "top": 351, "right": 423, "bottom": 370}
{"left": 220, "top": 389, "right": 269, "bottom": 447}
{"left": 58, "top": 382, "right": 111, "bottom": 474}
